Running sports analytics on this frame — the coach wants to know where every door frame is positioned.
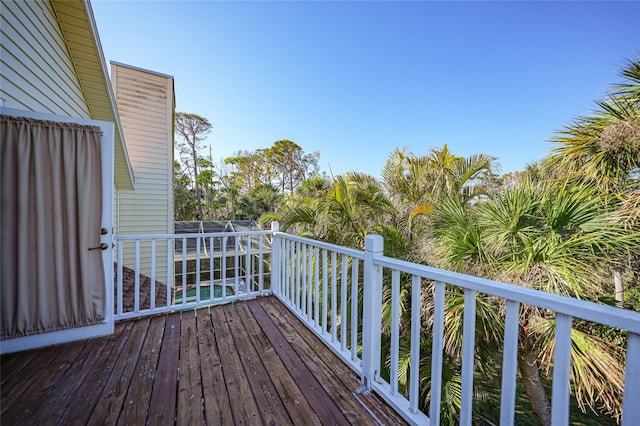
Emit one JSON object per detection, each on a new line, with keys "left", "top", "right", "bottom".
{"left": 0, "top": 107, "right": 115, "bottom": 354}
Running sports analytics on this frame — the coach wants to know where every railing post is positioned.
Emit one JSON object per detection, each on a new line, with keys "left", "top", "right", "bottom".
{"left": 362, "top": 234, "right": 383, "bottom": 390}
{"left": 271, "top": 221, "right": 280, "bottom": 295}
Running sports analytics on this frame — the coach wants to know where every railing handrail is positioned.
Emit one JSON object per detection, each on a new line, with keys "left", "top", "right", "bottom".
{"left": 273, "top": 231, "right": 365, "bottom": 259}
{"left": 273, "top": 231, "right": 640, "bottom": 332}
{"left": 114, "top": 230, "right": 273, "bottom": 241}
{"left": 375, "top": 254, "right": 640, "bottom": 333}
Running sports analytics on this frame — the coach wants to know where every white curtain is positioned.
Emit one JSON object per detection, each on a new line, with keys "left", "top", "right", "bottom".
{"left": 1, "top": 115, "right": 105, "bottom": 339}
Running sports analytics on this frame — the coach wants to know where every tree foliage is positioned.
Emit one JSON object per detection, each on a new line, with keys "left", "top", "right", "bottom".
{"left": 175, "top": 112, "right": 213, "bottom": 219}
{"left": 172, "top": 57, "right": 640, "bottom": 425}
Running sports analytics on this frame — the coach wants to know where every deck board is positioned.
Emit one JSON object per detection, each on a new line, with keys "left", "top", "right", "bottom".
{"left": 147, "top": 314, "right": 180, "bottom": 425}
{"left": 176, "top": 311, "right": 205, "bottom": 425}
{"left": 120, "top": 315, "right": 166, "bottom": 425}
{"left": 222, "top": 304, "right": 293, "bottom": 425}
{"left": 87, "top": 318, "right": 151, "bottom": 426}
{"left": 1, "top": 296, "right": 408, "bottom": 425}
{"left": 235, "top": 302, "right": 321, "bottom": 426}
{"left": 248, "top": 299, "right": 349, "bottom": 425}
{"left": 58, "top": 320, "right": 135, "bottom": 425}
{"left": 210, "top": 305, "right": 262, "bottom": 425}
{"left": 265, "top": 297, "right": 409, "bottom": 425}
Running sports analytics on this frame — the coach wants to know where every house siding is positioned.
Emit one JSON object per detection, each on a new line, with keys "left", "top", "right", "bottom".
{"left": 113, "top": 63, "right": 174, "bottom": 286}
{"left": 0, "top": 0, "right": 90, "bottom": 117}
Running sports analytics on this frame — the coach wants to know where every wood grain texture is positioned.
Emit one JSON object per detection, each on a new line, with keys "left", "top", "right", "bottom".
{"left": 0, "top": 296, "right": 407, "bottom": 425}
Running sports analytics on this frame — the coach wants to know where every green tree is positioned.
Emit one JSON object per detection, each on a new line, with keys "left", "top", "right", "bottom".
{"left": 175, "top": 112, "right": 213, "bottom": 219}
{"left": 549, "top": 58, "right": 639, "bottom": 189}
{"left": 235, "top": 184, "right": 281, "bottom": 221}
{"left": 380, "top": 145, "right": 496, "bottom": 247}
{"left": 224, "top": 150, "right": 273, "bottom": 194}
{"left": 173, "top": 160, "right": 197, "bottom": 220}
{"left": 549, "top": 57, "right": 640, "bottom": 307}
{"left": 431, "top": 179, "right": 633, "bottom": 424}
{"left": 265, "top": 139, "right": 320, "bottom": 196}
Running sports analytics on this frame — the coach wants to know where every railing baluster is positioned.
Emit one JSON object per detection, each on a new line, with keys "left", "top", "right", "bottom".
{"left": 281, "top": 240, "right": 291, "bottom": 305}
{"left": 551, "top": 313, "right": 573, "bottom": 426}
{"left": 195, "top": 237, "right": 201, "bottom": 303}
{"left": 209, "top": 237, "right": 214, "bottom": 300}
{"left": 295, "top": 241, "right": 301, "bottom": 310}
{"left": 294, "top": 241, "right": 297, "bottom": 306}
{"left": 390, "top": 270, "right": 400, "bottom": 396}
{"left": 283, "top": 240, "right": 292, "bottom": 306}
{"left": 331, "top": 251, "right": 338, "bottom": 343}
{"left": 500, "top": 300, "right": 520, "bottom": 425}
{"left": 222, "top": 236, "right": 227, "bottom": 299}
{"left": 234, "top": 235, "right": 240, "bottom": 293}
{"left": 460, "top": 289, "right": 477, "bottom": 424}
{"left": 150, "top": 239, "right": 156, "bottom": 310}
{"left": 351, "top": 258, "right": 359, "bottom": 362}
{"left": 341, "top": 254, "right": 348, "bottom": 352}
{"left": 430, "top": 281, "right": 445, "bottom": 424}
{"left": 623, "top": 333, "right": 640, "bottom": 425}
{"left": 314, "top": 246, "right": 320, "bottom": 327}
{"left": 409, "top": 275, "right": 421, "bottom": 413}
{"left": 117, "top": 240, "right": 123, "bottom": 317}
{"left": 282, "top": 237, "right": 287, "bottom": 297}
{"left": 307, "top": 245, "right": 313, "bottom": 320}
{"left": 322, "top": 249, "right": 328, "bottom": 335}
{"left": 258, "top": 234, "right": 264, "bottom": 292}
{"left": 301, "top": 243, "right": 307, "bottom": 316}
{"left": 134, "top": 239, "right": 140, "bottom": 312}
{"left": 246, "top": 235, "right": 252, "bottom": 293}
{"left": 166, "top": 238, "right": 172, "bottom": 307}
{"left": 181, "top": 238, "right": 187, "bottom": 305}
{"left": 270, "top": 223, "right": 279, "bottom": 295}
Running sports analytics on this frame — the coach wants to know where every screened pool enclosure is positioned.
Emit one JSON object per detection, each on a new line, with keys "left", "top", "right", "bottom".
{"left": 172, "top": 221, "right": 272, "bottom": 302}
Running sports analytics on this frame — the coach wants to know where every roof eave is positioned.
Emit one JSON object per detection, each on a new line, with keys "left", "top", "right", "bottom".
{"left": 52, "top": 0, "right": 135, "bottom": 190}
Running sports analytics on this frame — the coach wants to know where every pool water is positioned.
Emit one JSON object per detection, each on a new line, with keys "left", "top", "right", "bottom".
{"left": 175, "top": 285, "right": 235, "bottom": 302}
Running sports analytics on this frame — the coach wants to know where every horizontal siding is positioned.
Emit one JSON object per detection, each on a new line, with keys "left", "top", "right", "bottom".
{"left": 0, "top": 0, "right": 90, "bottom": 117}
{"left": 114, "top": 63, "right": 174, "bottom": 285}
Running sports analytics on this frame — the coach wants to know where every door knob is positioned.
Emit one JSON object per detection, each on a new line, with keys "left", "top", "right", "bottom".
{"left": 89, "top": 243, "right": 109, "bottom": 251}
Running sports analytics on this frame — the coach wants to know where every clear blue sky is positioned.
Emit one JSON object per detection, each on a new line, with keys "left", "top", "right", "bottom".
{"left": 92, "top": 1, "right": 639, "bottom": 178}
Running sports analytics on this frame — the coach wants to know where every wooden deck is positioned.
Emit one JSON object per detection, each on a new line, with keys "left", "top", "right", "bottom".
{"left": 1, "top": 296, "right": 407, "bottom": 425}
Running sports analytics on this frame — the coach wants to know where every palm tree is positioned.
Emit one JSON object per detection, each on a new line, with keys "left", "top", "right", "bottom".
{"left": 431, "top": 178, "right": 633, "bottom": 424}
{"left": 381, "top": 145, "right": 496, "bottom": 226}
{"left": 279, "top": 172, "right": 393, "bottom": 249}
{"left": 549, "top": 58, "right": 639, "bottom": 189}
{"left": 426, "top": 144, "right": 497, "bottom": 204}
{"left": 549, "top": 57, "right": 640, "bottom": 307}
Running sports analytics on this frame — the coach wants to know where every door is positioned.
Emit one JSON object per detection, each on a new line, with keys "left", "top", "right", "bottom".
{"left": 0, "top": 107, "right": 114, "bottom": 354}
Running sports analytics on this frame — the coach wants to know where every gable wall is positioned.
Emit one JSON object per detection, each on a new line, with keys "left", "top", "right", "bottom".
{"left": 0, "top": 0, "right": 90, "bottom": 117}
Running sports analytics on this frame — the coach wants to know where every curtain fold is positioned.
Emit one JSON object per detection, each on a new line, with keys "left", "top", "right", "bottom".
{"left": 1, "top": 115, "right": 105, "bottom": 339}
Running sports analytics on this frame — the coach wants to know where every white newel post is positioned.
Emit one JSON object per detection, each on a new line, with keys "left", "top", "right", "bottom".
{"left": 271, "top": 221, "right": 280, "bottom": 295}
{"left": 362, "top": 234, "right": 384, "bottom": 390}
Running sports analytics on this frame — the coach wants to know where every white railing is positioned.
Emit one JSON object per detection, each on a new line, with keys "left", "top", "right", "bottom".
{"left": 270, "top": 231, "right": 640, "bottom": 426}
{"left": 113, "top": 230, "right": 272, "bottom": 320}
{"left": 113, "top": 224, "right": 640, "bottom": 425}
{"left": 270, "top": 227, "right": 366, "bottom": 375}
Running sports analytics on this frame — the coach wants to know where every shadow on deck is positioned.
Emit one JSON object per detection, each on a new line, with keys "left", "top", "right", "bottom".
{"left": 1, "top": 296, "right": 407, "bottom": 425}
